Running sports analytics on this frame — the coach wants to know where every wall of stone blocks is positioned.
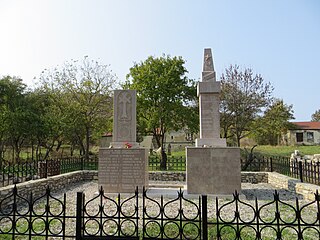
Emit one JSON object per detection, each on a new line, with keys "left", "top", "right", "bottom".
{"left": 267, "top": 172, "right": 320, "bottom": 201}
{"left": 241, "top": 172, "right": 268, "bottom": 183}
{"left": 149, "top": 171, "right": 186, "bottom": 181}
{"left": 1, "top": 170, "right": 320, "bottom": 202}
{"left": 0, "top": 170, "right": 97, "bottom": 208}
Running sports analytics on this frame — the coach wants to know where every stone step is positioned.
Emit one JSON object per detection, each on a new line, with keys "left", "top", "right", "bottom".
{"left": 148, "top": 183, "right": 185, "bottom": 189}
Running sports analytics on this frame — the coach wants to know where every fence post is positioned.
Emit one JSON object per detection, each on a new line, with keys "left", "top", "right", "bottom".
{"left": 270, "top": 157, "right": 273, "bottom": 172}
{"left": 202, "top": 195, "right": 208, "bottom": 240}
{"left": 76, "top": 192, "right": 84, "bottom": 240}
{"left": 299, "top": 161, "right": 303, "bottom": 182}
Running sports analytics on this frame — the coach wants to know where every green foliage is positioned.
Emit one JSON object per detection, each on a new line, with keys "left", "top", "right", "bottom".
{"left": 220, "top": 65, "right": 273, "bottom": 146}
{"left": 311, "top": 109, "right": 320, "bottom": 122}
{"left": 252, "top": 99, "right": 295, "bottom": 145}
{"left": 124, "top": 54, "right": 198, "bottom": 168}
{"left": 0, "top": 76, "right": 38, "bottom": 160}
{"left": 37, "top": 57, "right": 116, "bottom": 159}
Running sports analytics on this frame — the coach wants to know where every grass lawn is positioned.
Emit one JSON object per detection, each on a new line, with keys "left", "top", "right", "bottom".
{"left": 254, "top": 145, "right": 320, "bottom": 157}
{"left": 169, "top": 150, "right": 185, "bottom": 158}
{"left": 169, "top": 145, "right": 320, "bottom": 158}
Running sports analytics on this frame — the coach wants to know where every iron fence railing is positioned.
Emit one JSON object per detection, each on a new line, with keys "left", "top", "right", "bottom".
{"left": 241, "top": 155, "right": 320, "bottom": 185}
{"left": 148, "top": 156, "right": 186, "bottom": 171}
{"left": 0, "top": 155, "right": 185, "bottom": 187}
{"left": 0, "top": 156, "right": 99, "bottom": 187}
{"left": 2, "top": 154, "right": 320, "bottom": 187}
{"left": 1, "top": 186, "right": 319, "bottom": 239}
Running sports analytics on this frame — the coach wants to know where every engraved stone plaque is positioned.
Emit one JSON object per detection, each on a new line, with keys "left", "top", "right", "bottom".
{"left": 99, "top": 89, "right": 148, "bottom": 193}
{"left": 112, "top": 90, "right": 137, "bottom": 147}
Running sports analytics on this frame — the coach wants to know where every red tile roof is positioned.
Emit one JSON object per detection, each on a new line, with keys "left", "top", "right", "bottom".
{"left": 291, "top": 122, "right": 320, "bottom": 130}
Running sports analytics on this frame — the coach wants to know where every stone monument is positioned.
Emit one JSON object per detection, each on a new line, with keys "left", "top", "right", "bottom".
{"left": 186, "top": 49, "right": 241, "bottom": 195}
{"left": 195, "top": 48, "right": 226, "bottom": 147}
{"left": 98, "top": 90, "right": 148, "bottom": 193}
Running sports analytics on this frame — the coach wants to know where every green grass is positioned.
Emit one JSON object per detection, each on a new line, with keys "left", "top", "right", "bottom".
{"left": 142, "top": 220, "right": 200, "bottom": 239}
{"left": 140, "top": 218, "right": 318, "bottom": 240}
{"left": 0, "top": 217, "right": 61, "bottom": 240}
{"left": 169, "top": 150, "right": 185, "bottom": 158}
{"left": 169, "top": 145, "right": 320, "bottom": 158}
{"left": 253, "top": 145, "right": 320, "bottom": 157}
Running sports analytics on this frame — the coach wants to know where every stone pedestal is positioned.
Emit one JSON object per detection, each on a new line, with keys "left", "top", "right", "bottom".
{"left": 186, "top": 147, "right": 241, "bottom": 195}
{"left": 98, "top": 148, "right": 148, "bottom": 193}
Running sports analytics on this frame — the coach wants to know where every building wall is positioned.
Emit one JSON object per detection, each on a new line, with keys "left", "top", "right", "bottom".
{"left": 287, "top": 130, "right": 320, "bottom": 145}
{"left": 164, "top": 130, "right": 196, "bottom": 151}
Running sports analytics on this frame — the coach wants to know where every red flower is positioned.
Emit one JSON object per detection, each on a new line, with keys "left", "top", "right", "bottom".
{"left": 124, "top": 142, "right": 132, "bottom": 148}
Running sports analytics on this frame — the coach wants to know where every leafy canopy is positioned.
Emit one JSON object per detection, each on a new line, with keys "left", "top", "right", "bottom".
{"left": 37, "top": 57, "right": 116, "bottom": 158}
{"left": 220, "top": 65, "right": 273, "bottom": 146}
{"left": 252, "top": 99, "right": 295, "bottom": 145}
{"left": 124, "top": 55, "right": 198, "bottom": 148}
{"left": 311, "top": 109, "right": 320, "bottom": 122}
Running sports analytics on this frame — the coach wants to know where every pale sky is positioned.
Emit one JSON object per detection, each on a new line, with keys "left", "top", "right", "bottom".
{"left": 0, "top": 0, "right": 319, "bottom": 121}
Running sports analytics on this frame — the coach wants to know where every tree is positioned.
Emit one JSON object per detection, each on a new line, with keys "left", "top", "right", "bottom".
{"left": 0, "top": 76, "right": 36, "bottom": 161}
{"left": 252, "top": 99, "right": 295, "bottom": 145}
{"left": 311, "top": 109, "right": 320, "bottom": 122}
{"left": 220, "top": 65, "right": 273, "bottom": 146}
{"left": 26, "top": 90, "right": 66, "bottom": 160}
{"left": 38, "top": 57, "right": 116, "bottom": 159}
{"left": 125, "top": 55, "right": 198, "bottom": 169}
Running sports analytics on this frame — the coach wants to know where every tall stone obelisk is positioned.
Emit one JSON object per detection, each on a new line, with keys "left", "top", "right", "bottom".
{"left": 186, "top": 48, "right": 241, "bottom": 195}
{"left": 195, "top": 48, "right": 226, "bottom": 147}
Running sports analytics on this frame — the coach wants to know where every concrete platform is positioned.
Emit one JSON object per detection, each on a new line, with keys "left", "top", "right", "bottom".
{"left": 99, "top": 184, "right": 244, "bottom": 199}
{"left": 146, "top": 186, "right": 245, "bottom": 199}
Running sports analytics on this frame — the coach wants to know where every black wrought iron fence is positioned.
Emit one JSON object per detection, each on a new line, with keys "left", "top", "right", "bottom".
{"left": 149, "top": 156, "right": 186, "bottom": 171}
{"left": 204, "top": 190, "right": 320, "bottom": 239}
{"left": 2, "top": 154, "right": 320, "bottom": 188}
{"left": 0, "top": 185, "right": 72, "bottom": 239}
{"left": 0, "top": 159, "right": 39, "bottom": 187}
{"left": 0, "top": 156, "right": 99, "bottom": 187}
{"left": 1, "top": 186, "right": 320, "bottom": 239}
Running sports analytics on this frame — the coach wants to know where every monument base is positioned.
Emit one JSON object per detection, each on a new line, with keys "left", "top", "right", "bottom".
{"left": 98, "top": 148, "right": 149, "bottom": 193}
{"left": 195, "top": 138, "right": 226, "bottom": 147}
{"left": 186, "top": 147, "right": 241, "bottom": 195}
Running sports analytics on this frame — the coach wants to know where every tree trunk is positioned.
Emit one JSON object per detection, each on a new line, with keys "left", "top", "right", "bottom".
{"left": 153, "top": 129, "right": 167, "bottom": 170}
{"left": 31, "top": 140, "right": 34, "bottom": 161}
{"left": 160, "top": 149, "right": 167, "bottom": 170}
{"left": 77, "top": 135, "right": 85, "bottom": 156}
{"left": 154, "top": 133, "right": 161, "bottom": 148}
{"left": 160, "top": 131, "right": 167, "bottom": 170}
{"left": 56, "top": 140, "right": 63, "bottom": 152}
{"left": 70, "top": 144, "right": 74, "bottom": 156}
{"left": 236, "top": 135, "right": 241, "bottom": 147}
{"left": 85, "top": 126, "right": 90, "bottom": 161}
{"left": 14, "top": 139, "right": 21, "bottom": 162}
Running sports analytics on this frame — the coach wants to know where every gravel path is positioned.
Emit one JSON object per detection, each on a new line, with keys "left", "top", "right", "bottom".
{"left": 57, "top": 181, "right": 318, "bottom": 237}
{"left": 53, "top": 180, "right": 317, "bottom": 225}
{"left": 58, "top": 180, "right": 304, "bottom": 201}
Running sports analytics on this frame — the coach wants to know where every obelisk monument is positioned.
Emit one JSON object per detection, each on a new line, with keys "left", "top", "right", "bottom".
{"left": 186, "top": 48, "right": 241, "bottom": 195}
{"left": 195, "top": 48, "right": 226, "bottom": 147}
